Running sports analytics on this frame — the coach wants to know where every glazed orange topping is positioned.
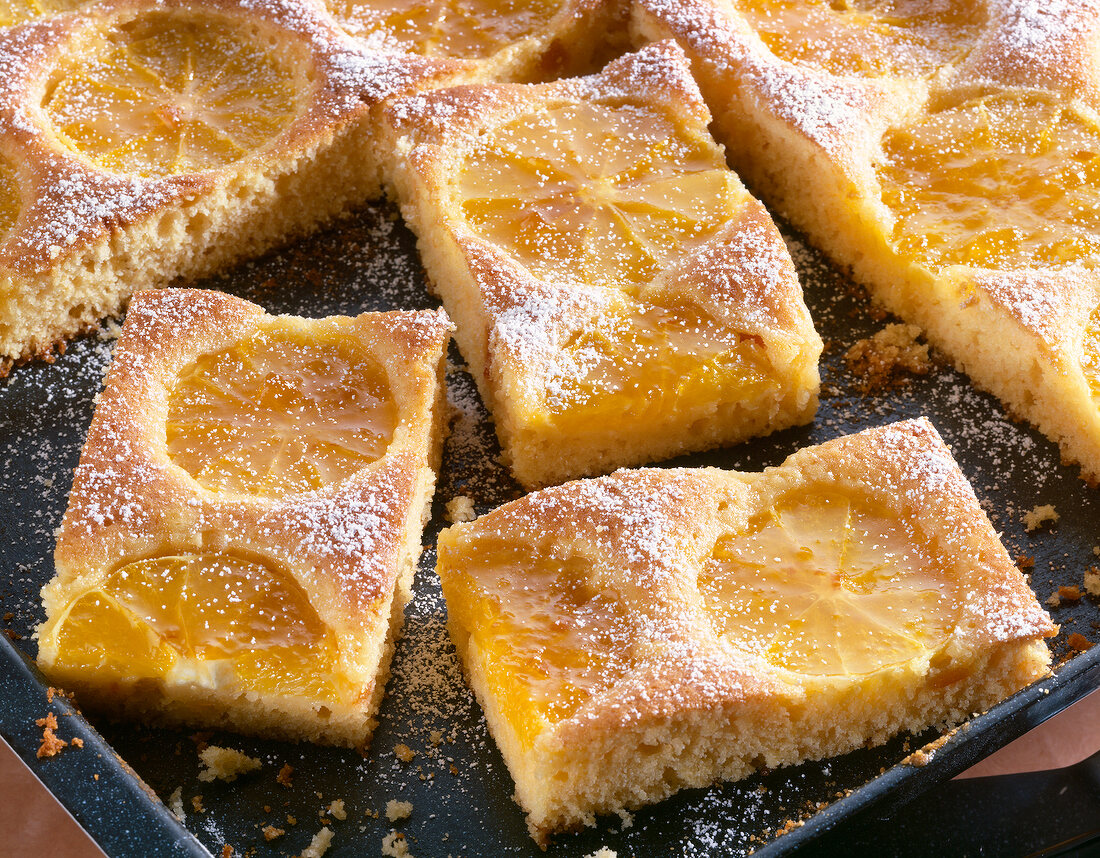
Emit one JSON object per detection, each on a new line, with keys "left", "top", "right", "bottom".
{"left": 46, "top": 553, "right": 347, "bottom": 700}
{"left": 700, "top": 491, "right": 957, "bottom": 675}
{"left": 443, "top": 543, "right": 635, "bottom": 748}
{"left": 166, "top": 321, "right": 396, "bottom": 498}
{"left": 460, "top": 102, "right": 737, "bottom": 293}
{"left": 44, "top": 11, "right": 306, "bottom": 177}
{"left": 878, "top": 92, "right": 1100, "bottom": 272}
{"left": 327, "top": 0, "right": 561, "bottom": 59}
{"left": 736, "top": 0, "right": 983, "bottom": 77}
{"left": 459, "top": 100, "right": 777, "bottom": 420}
{"left": 537, "top": 300, "right": 776, "bottom": 421}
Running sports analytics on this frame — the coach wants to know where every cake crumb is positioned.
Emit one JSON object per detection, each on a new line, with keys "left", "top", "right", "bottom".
{"left": 445, "top": 495, "right": 476, "bottom": 523}
{"left": 385, "top": 799, "right": 412, "bottom": 822}
{"left": 616, "top": 808, "right": 634, "bottom": 830}
{"left": 287, "top": 815, "right": 297, "bottom": 826}
{"left": 168, "top": 787, "right": 185, "bottom": 822}
{"left": 844, "top": 323, "right": 931, "bottom": 393}
{"left": 327, "top": 799, "right": 347, "bottom": 821}
{"left": 1046, "top": 592, "right": 1062, "bottom": 608}
{"left": 381, "top": 831, "right": 412, "bottom": 857}
{"left": 393, "top": 743, "right": 416, "bottom": 763}
{"left": 221, "top": 846, "right": 233, "bottom": 858}
{"left": 584, "top": 848, "right": 618, "bottom": 858}
{"left": 70, "top": 737, "right": 83, "bottom": 749}
{"left": 1084, "top": 567, "right": 1100, "bottom": 597}
{"left": 1023, "top": 504, "right": 1059, "bottom": 532}
{"left": 428, "top": 730, "right": 443, "bottom": 746}
{"left": 262, "top": 826, "right": 285, "bottom": 842}
{"left": 198, "top": 746, "right": 261, "bottom": 783}
{"left": 277, "top": 763, "right": 294, "bottom": 787}
{"left": 192, "top": 796, "right": 204, "bottom": 814}
{"left": 1067, "top": 633, "right": 1093, "bottom": 652}
{"left": 35, "top": 713, "right": 67, "bottom": 758}
{"left": 299, "top": 827, "right": 333, "bottom": 858}
{"left": 1015, "top": 554, "right": 1034, "bottom": 570}
{"left": 1058, "top": 586, "right": 1082, "bottom": 602}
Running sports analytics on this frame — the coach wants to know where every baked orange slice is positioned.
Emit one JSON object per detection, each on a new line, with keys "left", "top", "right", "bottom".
{"left": 43, "top": 10, "right": 307, "bottom": 177}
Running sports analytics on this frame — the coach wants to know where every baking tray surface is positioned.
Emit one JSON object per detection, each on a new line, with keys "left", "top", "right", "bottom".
{"left": 1, "top": 200, "right": 1098, "bottom": 858}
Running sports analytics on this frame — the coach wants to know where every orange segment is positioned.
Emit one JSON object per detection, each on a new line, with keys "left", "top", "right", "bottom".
{"left": 735, "top": 0, "right": 983, "bottom": 77}
{"left": 165, "top": 322, "right": 396, "bottom": 498}
{"left": 43, "top": 11, "right": 307, "bottom": 178}
{"left": 47, "top": 554, "right": 344, "bottom": 700}
{"left": 443, "top": 544, "right": 635, "bottom": 748}
{"left": 327, "top": 0, "right": 561, "bottom": 58}
{"left": 458, "top": 102, "right": 738, "bottom": 293}
{"left": 699, "top": 492, "right": 958, "bottom": 675}
{"left": 878, "top": 92, "right": 1100, "bottom": 272}
{"left": 537, "top": 301, "right": 776, "bottom": 423}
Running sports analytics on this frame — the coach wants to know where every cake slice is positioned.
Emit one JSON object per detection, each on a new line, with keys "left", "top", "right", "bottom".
{"left": 37, "top": 288, "right": 452, "bottom": 748}
{"left": 0, "top": 0, "right": 458, "bottom": 372}
{"left": 437, "top": 418, "right": 1055, "bottom": 843}
{"left": 632, "top": 0, "right": 1100, "bottom": 481}
{"left": 386, "top": 40, "right": 822, "bottom": 488}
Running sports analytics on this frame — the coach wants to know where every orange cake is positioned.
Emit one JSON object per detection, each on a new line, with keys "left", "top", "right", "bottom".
{"left": 632, "top": 0, "right": 1100, "bottom": 481}
{"left": 437, "top": 418, "right": 1055, "bottom": 842}
{"left": 37, "top": 288, "right": 452, "bottom": 747}
{"left": 0, "top": 0, "right": 457, "bottom": 372}
{"left": 386, "top": 40, "right": 822, "bottom": 488}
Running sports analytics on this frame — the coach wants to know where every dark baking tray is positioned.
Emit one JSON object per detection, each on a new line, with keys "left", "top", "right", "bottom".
{"left": 1, "top": 199, "right": 1099, "bottom": 858}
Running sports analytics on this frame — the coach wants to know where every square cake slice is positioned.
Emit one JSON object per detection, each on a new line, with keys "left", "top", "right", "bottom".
{"left": 37, "top": 288, "right": 452, "bottom": 748}
{"left": 385, "top": 39, "right": 822, "bottom": 488}
{"left": 437, "top": 418, "right": 1055, "bottom": 843}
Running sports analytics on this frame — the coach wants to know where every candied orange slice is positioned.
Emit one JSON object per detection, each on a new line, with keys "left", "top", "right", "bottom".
{"left": 458, "top": 102, "right": 738, "bottom": 293}
{"left": 43, "top": 11, "right": 307, "bottom": 178}
{"left": 736, "top": 0, "right": 982, "bottom": 77}
{"left": 878, "top": 92, "right": 1100, "bottom": 272}
{"left": 444, "top": 544, "right": 635, "bottom": 748}
{"left": 538, "top": 300, "right": 775, "bottom": 421}
{"left": 327, "top": 0, "right": 561, "bottom": 58}
{"left": 44, "top": 553, "right": 345, "bottom": 699}
{"left": 699, "top": 492, "right": 957, "bottom": 675}
{"left": 165, "top": 321, "right": 396, "bottom": 498}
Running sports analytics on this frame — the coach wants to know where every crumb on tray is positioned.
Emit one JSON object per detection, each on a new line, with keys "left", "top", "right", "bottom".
{"left": 445, "top": 495, "right": 476, "bottom": 524}
{"left": 385, "top": 799, "right": 412, "bottom": 822}
{"left": 197, "top": 746, "right": 261, "bottom": 783}
{"left": 1023, "top": 504, "right": 1059, "bottom": 532}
